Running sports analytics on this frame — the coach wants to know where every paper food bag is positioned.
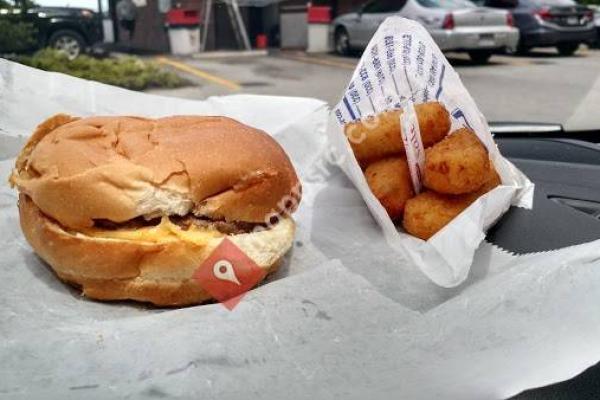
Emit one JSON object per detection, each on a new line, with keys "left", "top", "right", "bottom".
{"left": 328, "top": 17, "right": 534, "bottom": 287}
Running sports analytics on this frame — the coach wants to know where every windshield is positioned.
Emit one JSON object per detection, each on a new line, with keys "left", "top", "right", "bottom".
{"left": 2, "top": 3, "right": 600, "bottom": 397}
{"left": 416, "top": 0, "right": 476, "bottom": 9}
{"left": 519, "top": 0, "right": 577, "bottom": 7}
{"left": 531, "top": 0, "right": 576, "bottom": 6}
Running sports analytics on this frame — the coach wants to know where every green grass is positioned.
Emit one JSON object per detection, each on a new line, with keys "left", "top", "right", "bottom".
{"left": 16, "top": 49, "right": 190, "bottom": 91}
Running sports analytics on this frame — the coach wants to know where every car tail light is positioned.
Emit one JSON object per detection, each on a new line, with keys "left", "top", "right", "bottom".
{"left": 80, "top": 9, "right": 94, "bottom": 18}
{"left": 506, "top": 13, "right": 514, "bottom": 27}
{"left": 442, "top": 13, "right": 454, "bottom": 30}
{"left": 536, "top": 7, "right": 552, "bottom": 21}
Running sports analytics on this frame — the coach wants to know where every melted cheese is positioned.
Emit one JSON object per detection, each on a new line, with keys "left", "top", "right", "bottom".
{"left": 80, "top": 216, "right": 224, "bottom": 244}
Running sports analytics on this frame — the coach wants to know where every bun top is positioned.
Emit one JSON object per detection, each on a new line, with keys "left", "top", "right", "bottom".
{"left": 11, "top": 114, "right": 301, "bottom": 229}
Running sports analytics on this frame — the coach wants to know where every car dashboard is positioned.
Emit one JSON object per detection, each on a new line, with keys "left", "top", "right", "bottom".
{"left": 490, "top": 124, "right": 600, "bottom": 399}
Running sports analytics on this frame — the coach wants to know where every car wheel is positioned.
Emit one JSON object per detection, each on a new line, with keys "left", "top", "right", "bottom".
{"left": 468, "top": 50, "right": 492, "bottom": 65}
{"left": 49, "top": 30, "right": 85, "bottom": 60}
{"left": 515, "top": 44, "right": 531, "bottom": 55}
{"left": 557, "top": 43, "right": 579, "bottom": 56}
{"left": 335, "top": 27, "right": 351, "bottom": 56}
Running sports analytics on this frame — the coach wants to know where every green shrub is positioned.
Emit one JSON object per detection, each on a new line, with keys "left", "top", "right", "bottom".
{"left": 16, "top": 49, "right": 189, "bottom": 90}
{"left": 0, "top": 20, "right": 37, "bottom": 52}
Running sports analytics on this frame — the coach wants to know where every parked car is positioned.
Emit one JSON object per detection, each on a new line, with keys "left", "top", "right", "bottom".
{"left": 0, "top": 1, "right": 103, "bottom": 59}
{"left": 591, "top": 4, "right": 600, "bottom": 48}
{"left": 477, "top": 0, "right": 596, "bottom": 55}
{"left": 331, "top": 0, "right": 519, "bottom": 64}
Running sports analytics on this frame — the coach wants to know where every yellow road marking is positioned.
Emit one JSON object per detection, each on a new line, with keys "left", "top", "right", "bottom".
{"left": 279, "top": 53, "right": 356, "bottom": 70}
{"left": 155, "top": 56, "right": 241, "bottom": 91}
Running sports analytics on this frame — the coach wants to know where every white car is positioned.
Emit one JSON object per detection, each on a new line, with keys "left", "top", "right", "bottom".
{"left": 331, "top": 0, "right": 519, "bottom": 63}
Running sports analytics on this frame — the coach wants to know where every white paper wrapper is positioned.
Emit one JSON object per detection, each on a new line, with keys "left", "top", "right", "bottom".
{"left": 2, "top": 59, "right": 600, "bottom": 399}
{"left": 328, "top": 17, "right": 535, "bottom": 288}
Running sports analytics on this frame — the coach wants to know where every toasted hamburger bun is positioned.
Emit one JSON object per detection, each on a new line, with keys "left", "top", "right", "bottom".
{"left": 11, "top": 114, "right": 300, "bottom": 306}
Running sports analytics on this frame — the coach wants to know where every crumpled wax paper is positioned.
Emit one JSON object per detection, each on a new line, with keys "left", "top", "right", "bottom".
{"left": 2, "top": 59, "right": 600, "bottom": 400}
{"left": 328, "top": 17, "right": 534, "bottom": 288}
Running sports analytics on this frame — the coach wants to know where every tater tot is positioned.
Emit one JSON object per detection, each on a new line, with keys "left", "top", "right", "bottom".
{"left": 402, "top": 191, "right": 472, "bottom": 240}
{"left": 345, "top": 102, "right": 451, "bottom": 167}
{"left": 417, "top": 102, "right": 453, "bottom": 147}
{"left": 423, "top": 128, "right": 491, "bottom": 195}
{"left": 365, "top": 157, "right": 415, "bottom": 220}
{"left": 471, "top": 165, "right": 502, "bottom": 199}
{"left": 403, "top": 165, "right": 502, "bottom": 240}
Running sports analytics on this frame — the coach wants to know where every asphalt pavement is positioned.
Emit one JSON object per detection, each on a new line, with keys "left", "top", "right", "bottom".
{"left": 149, "top": 46, "right": 600, "bottom": 131}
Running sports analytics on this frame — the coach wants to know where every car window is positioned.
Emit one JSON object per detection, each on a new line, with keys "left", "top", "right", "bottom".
{"left": 416, "top": 0, "right": 477, "bottom": 8}
{"left": 532, "top": 0, "right": 575, "bottom": 6}
{"left": 363, "top": 0, "right": 406, "bottom": 13}
{"left": 482, "top": 0, "right": 518, "bottom": 9}
{"left": 33, "top": 0, "right": 104, "bottom": 9}
{"left": 510, "top": 0, "right": 534, "bottom": 7}
{"left": 515, "top": 0, "right": 575, "bottom": 6}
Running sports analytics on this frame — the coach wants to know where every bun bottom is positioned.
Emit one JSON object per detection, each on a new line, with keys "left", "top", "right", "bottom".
{"left": 19, "top": 195, "right": 295, "bottom": 306}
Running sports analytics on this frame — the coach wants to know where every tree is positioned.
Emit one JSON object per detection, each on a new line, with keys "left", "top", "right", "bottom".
{"left": 0, "top": 0, "right": 38, "bottom": 8}
{"left": 0, "top": 0, "right": 38, "bottom": 53}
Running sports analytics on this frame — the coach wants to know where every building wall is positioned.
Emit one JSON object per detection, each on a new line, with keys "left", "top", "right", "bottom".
{"left": 112, "top": 0, "right": 290, "bottom": 51}
{"left": 117, "top": 0, "right": 169, "bottom": 52}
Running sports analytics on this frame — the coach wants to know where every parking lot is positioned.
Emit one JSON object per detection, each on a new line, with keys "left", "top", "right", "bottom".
{"left": 151, "top": 47, "right": 600, "bottom": 130}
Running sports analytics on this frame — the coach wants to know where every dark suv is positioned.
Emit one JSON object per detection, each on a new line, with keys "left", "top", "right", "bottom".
{"left": 0, "top": 1, "right": 103, "bottom": 59}
{"left": 477, "top": 0, "right": 596, "bottom": 55}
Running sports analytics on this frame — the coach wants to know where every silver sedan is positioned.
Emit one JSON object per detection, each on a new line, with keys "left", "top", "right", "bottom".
{"left": 331, "top": 0, "right": 519, "bottom": 63}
